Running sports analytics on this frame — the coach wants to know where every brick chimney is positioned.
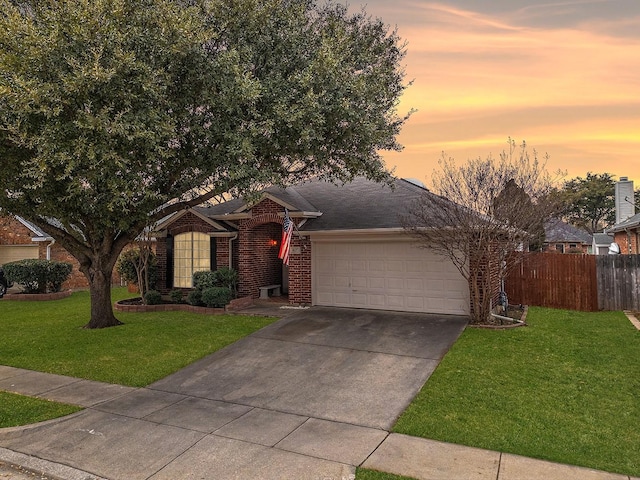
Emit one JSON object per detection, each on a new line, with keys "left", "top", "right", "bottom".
{"left": 615, "top": 177, "right": 635, "bottom": 224}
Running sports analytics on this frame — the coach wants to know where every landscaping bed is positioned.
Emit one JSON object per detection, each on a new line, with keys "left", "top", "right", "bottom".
{"left": 1, "top": 290, "right": 72, "bottom": 301}
{"left": 114, "top": 295, "right": 253, "bottom": 313}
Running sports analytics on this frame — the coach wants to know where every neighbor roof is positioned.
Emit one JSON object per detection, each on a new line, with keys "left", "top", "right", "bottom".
{"left": 544, "top": 219, "right": 592, "bottom": 244}
{"left": 606, "top": 212, "right": 640, "bottom": 233}
{"left": 592, "top": 232, "right": 614, "bottom": 246}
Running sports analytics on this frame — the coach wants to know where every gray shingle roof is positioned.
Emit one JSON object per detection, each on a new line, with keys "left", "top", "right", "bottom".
{"left": 544, "top": 219, "right": 592, "bottom": 244}
{"left": 593, "top": 232, "right": 614, "bottom": 245}
{"left": 195, "top": 176, "right": 441, "bottom": 231}
{"left": 606, "top": 212, "right": 640, "bottom": 233}
{"left": 292, "top": 177, "right": 428, "bottom": 231}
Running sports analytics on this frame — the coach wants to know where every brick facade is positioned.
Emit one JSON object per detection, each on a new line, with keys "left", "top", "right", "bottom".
{"left": 156, "top": 200, "right": 314, "bottom": 305}
{"left": 156, "top": 211, "right": 221, "bottom": 293}
{"left": 0, "top": 214, "right": 121, "bottom": 290}
{"left": 0, "top": 215, "right": 34, "bottom": 245}
{"left": 543, "top": 242, "right": 590, "bottom": 254}
{"left": 288, "top": 234, "right": 312, "bottom": 304}
{"left": 614, "top": 230, "right": 640, "bottom": 254}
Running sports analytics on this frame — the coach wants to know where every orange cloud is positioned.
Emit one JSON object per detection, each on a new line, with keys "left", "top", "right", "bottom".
{"left": 369, "top": 1, "right": 640, "bottom": 187}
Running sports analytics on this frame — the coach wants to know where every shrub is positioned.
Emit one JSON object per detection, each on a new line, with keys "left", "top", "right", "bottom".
{"left": 213, "top": 267, "right": 239, "bottom": 298}
{"left": 3, "top": 259, "right": 72, "bottom": 293}
{"left": 144, "top": 290, "right": 162, "bottom": 305}
{"left": 192, "top": 268, "right": 239, "bottom": 298}
{"left": 201, "top": 287, "right": 233, "bottom": 308}
{"left": 186, "top": 289, "right": 203, "bottom": 306}
{"left": 116, "top": 248, "right": 157, "bottom": 290}
{"left": 169, "top": 289, "right": 184, "bottom": 304}
{"left": 192, "top": 270, "right": 217, "bottom": 291}
{"left": 47, "top": 262, "right": 73, "bottom": 292}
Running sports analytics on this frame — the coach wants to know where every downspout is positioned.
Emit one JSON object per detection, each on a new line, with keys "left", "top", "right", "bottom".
{"left": 228, "top": 233, "right": 238, "bottom": 269}
{"left": 46, "top": 238, "right": 55, "bottom": 260}
{"left": 626, "top": 228, "right": 632, "bottom": 254}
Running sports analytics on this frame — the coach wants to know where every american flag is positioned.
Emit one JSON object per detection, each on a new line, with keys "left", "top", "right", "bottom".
{"left": 278, "top": 209, "right": 294, "bottom": 266}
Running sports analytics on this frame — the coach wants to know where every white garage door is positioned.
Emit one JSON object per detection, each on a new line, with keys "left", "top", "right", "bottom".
{"left": 313, "top": 240, "right": 469, "bottom": 315}
{"left": 0, "top": 245, "right": 40, "bottom": 266}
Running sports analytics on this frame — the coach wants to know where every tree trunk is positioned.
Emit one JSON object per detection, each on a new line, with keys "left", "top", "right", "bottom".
{"left": 468, "top": 267, "right": 493, "bottom": 324}
{"left": 84, "top": 264, "right": 123, "bottom": 329}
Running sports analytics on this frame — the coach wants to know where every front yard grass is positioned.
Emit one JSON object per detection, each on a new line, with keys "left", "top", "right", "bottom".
{"left": 0, "top": 391, "right": 81, "bottom": 428}
{"left": 393, "top": 307, "right": 640, "bottom": 477}
{"left": 0, "top": 288, "right": 276, "bottom": 386}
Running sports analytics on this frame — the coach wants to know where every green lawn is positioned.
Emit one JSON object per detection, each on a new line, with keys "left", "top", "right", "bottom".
{"left": 0, "top": 288, "right": 276, "bottom": 386}
{"left": 0, "top": 288, "right": 276, "bottom": 427}
{"left": 393, "top": 307, "right": 640, "bottom": 477}
{"left": 356, "top": 469, "right": 416, "bottom": 480}
{"left": 0, "top": 391, "right": 81, "bottom": 428}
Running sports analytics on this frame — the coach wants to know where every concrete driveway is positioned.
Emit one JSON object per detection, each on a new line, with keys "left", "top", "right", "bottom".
{"left": 0, "top": 307, "right": 467, "bottom": 480}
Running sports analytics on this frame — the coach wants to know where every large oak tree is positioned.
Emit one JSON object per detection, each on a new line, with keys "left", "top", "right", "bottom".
{"left": 0, "top": 0, "right": 410, "bottom": 328}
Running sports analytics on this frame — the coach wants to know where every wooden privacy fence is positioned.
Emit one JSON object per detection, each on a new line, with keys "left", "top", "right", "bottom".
{"left": 597, "top": 255, "right": 640, "bottom": 311}
{"left": 506, "top": 253, "right": 640, "bottom": 311}
{"left": 505, "top": 253, "right": 598, "bottom": 311}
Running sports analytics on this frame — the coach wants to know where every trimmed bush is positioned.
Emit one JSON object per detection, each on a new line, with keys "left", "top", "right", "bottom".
{"left": 47, "top": 262, "right": 73, "bottom": 292}
{"left": 144, "top": 290, "right": 162, "bottom": 305}
{"left": 3, "top": 259, "right": 72, "bottom": 293}
{"left": 186, "top": 289, "right": 203, "bottom": 306}
{"left": 201, "top": 287, "right": 233, "bottom": 308}
{"left": 213, "top": 267, "right": 239, "bottom": 298}
{"left": 192, "top": 270, "right": 217, "bottom": 291}
{"left": 192, "top": 268, "right": 239, "bottom": 298}
{"left": 169, "top": 289, "right": 184, "bottom": 304}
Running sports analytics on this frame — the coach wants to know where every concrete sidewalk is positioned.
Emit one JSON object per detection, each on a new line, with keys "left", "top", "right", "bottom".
{"left": 0, "top": 305, "right": 637, "bottom": 480}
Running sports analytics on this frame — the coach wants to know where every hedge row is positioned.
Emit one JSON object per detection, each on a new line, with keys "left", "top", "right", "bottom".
{"left": 3, "top": 259, "right": 73, "bottom": 293}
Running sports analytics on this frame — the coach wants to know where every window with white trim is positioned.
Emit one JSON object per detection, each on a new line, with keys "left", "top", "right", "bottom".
{"left": 173, "top": 232, "right": 210, "bottom": 288}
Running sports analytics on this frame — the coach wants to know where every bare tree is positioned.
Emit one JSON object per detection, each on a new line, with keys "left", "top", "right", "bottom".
{"left": 404, "top": 139, "right": 560, "bottom": 324}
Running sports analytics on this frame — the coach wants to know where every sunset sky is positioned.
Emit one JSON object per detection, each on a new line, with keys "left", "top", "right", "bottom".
{"left": 357, "top": 0, "right": 640, "bottom": 188}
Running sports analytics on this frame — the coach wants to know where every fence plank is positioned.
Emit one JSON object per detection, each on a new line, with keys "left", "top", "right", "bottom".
{"left": 505, "top": 253, "right": 598, "bottom": 311}
{"left": 597, "top": 255, "right": 640, "bottom": 311}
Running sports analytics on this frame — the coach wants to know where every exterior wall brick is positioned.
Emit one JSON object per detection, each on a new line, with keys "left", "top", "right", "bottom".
{"left": 0, "top": 215, "right": 122, "bottom": 290}
{"left": 288, "top": 234, "right": 312, "bottom": 304}
{"left": 157, "top": 211, "right": 221, "bottom": 293}
{"left": 544, "top": 242, "right": 589, "bottom": 254}
{"left": 0, "top": 216, "right": 34, "bottom": 245}
{"left": 614, "top": 230, "right": 640, "bottom": 254}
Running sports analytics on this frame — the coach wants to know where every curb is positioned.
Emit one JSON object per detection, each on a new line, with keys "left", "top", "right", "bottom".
{"left": 0, "top": 447, "right": 107, "bottom": 480}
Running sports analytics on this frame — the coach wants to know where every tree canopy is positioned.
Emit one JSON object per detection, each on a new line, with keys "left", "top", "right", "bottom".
{"left": 555, "top": 173, "right": 617, "bottom": 234}
{"left": 0, "top": 0, "right": 411, "bottom": 327}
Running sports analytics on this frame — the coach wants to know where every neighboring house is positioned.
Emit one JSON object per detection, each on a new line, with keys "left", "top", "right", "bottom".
{"left": 154, "top": 176, "right": 476, "bottom": 316}
{"left": 592, "top": 232, "right": 614, "bottom": 255}
{"left": 0, "top": 214, "right": 119, "bottom": 289}
{"left": 606, "top": 177, "right": 638, "bottom": 254}
{"left": 607, "top": 213, "right": 640, "bottom": 254}
{"left": 543, "top": 218, "right": 593, "bottom": 254}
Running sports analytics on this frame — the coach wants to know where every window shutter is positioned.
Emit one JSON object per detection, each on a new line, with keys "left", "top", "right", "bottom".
{"left": 210, "top": 237, "right": 217, "bottom": 271}
{"left": 166, "top": 234, "right": 174, "bottom": 289}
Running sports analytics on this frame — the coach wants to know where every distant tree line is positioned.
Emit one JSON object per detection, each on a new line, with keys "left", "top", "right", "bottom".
{"left": 553, "top": 173, "right": 640, "bottom": 234}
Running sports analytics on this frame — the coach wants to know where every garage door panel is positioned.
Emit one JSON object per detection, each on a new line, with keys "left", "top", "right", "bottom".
{"left": 368, "top": 260, "right": 385, "bottom": 272}
{"left": 386, "top": 260, "right": 404, "bottom": 272}
{"left": 313, "top": 241, "right": 469, "bottom": 315}
{"left": 351, "top": 260, "right": 367, "bottom": 271}
{"left": 386, "top": 277, "right": 404, "bottom": 290}
{"left": 352, "top": 276, "right": 367, "bottom": 288}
